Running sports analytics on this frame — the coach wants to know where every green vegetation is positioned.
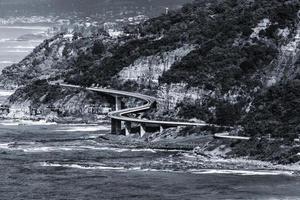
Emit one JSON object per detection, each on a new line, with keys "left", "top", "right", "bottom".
{"left": 243, "top": 79, "right": 300, "bottom": 139}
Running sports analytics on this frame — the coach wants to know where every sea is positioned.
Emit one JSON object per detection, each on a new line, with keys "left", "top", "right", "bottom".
{"left": 0, "top": 121, "right": 300, "bottom": 199}
{"left": 0, "top": 21, "right": 300, "bottom": 200}
{"left": 0, "top": 24, "right": 49, "bottom": 72}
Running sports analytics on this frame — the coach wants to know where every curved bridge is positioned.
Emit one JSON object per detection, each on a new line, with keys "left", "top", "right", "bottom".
{"left": 55, "top": 83, "right": 230, "bottom": 137}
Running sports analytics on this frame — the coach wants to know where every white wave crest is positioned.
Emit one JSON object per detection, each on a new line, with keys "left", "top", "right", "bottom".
{"left": 0, "top": 38, "right": 10, "bottom": 42}
{"left": 6, "top": 50, "right": 31, "bottom": 53}
{"left": 0, "top": 143, "right": 10, "bottom": 149}
{"left": 54, "top": 125, "right": 109, "bottom": 132}
{"left": 40, "top": 162, "right": 125, "bottom": 170}
{"left": 40, "top": 161, "right": 296, "bottom": 176}
{"left": 40, "top": 162, "right": 174, "bottom": 173}
{"left": 188, "top": 169, "right": 295, "bottom": 176}
{"left": 23, "top": 146, "right": 75, "bottom": 153}
{"left": 0, "top": 25, "right": 49, "bottom": 30}
{"left": 0, "top": 120, "right": 57, "bottom": 126}
{"left": 0, "top": 61, "right": 14, "bottom": 64}
{"left": 0, "top": 90, "right": 14, "bottom": 96}
{"left": 4, "top": 46, "right": 35, "bottom": 49}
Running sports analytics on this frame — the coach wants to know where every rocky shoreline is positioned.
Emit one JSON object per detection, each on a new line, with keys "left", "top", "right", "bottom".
{"left": 96, "top": 132, "right": 213, "bottom": 151}
{"left": 94, "top": 129, "right": 300, "bottom": 175}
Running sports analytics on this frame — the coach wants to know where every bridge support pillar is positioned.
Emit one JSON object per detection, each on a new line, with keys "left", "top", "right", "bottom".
{"left": 125, "top": 122, "right": 131, "bottom": 136}
{"left": 160, "top": 125, "right": 165, "bottom": 134}
{"left": 139, "top": 123, "right": 146, "bottom": 137}
{"left": 111, "top": 119, "right": 122, "bottom": 135}
{"left": 176, "top": 126, "right": 182, "bottom": 133}
{"left": 115, "top": 96, "right": 122, "bottom": 111}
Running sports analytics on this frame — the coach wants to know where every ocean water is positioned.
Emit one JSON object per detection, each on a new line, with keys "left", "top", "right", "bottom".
{"left": 0, "top": 121, "right": 299, "bottom": 200}
{"left": 0, "top": 25, "right": 49, "bottom": 72}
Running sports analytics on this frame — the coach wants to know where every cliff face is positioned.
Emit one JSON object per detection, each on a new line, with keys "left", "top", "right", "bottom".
{"left": 264, "top": 24, "right": 300, "bottom": 87}
{"left": 117, "top": 45, "right": 195, "bottom": 86}
{"left": 5, "top": 80, "right": 113, "bottom": 122}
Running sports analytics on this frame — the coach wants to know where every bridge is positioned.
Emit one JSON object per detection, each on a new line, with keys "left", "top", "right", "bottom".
{"left": 54, "top": 83, "right": 231, "bottom": 137}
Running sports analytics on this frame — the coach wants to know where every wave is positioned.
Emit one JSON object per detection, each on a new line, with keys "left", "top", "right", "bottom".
{"left": 0, "top": 38, "right": 43, "bottom": 43}
{"left": 40, "top": 162, "right": 126, "bottom": 170}
{"left": 2, "top": 143, "right": 158, "bottom": 153}
{"left": 40, "top": 162, "right": 174, "bottom": 172}
{"left": 0, "top": 61, "right": 14, "bottom": 64}
{"left": 0, "top": 25, "right": 49, "bottom": 30}
{"left": 0, "top": 143, "right": 10, "bottom": 149}
{"left": 19, "top": 120, "right": 57, "bottom": 126}
{"left": 44, "top": 146, "right": 156, "bottom": 153}
{"left": 187, "top": 169, "right": 295, "bottom": 176}
{"left": 0, "top": 90, "right": 14, "bottom": 96}
{"left": 80, "top": 146, "right": 157, "bottom": 153}
{"left": 0, "top": 38, "right": 11, "bottom": 42}
{"left": 23, "top": 146, "right": 75, "bottom": 153}
{"left": 0, "top": 122, "right": 20, "bottom": 126}
{"left": 6, "top": 50, "right": 31, "bottom": 53}
{"left": 0, "top": 142, "right": 36, "bottom": 150}
{"left": 54, "top": 125, "right": 110, "bottom": 132}
{"left": 4, "top": 46, "right": 36, "bottom": 49}
{"left": 0, "top": 120, "right": 57, "bottom": 126}
{"left": 40, "top": 161, "right": 297, "bottom": 176}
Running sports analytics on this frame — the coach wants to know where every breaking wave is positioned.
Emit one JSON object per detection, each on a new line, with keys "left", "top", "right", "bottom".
{"left": 187, "top": 169, "right": 295, "bottom": 176}
{"left": 0, "top": 61, "right": 14, "bottom": 64}
{"left": 40, "top": 161, "right": 296, "bottom": 176}
{"left": 54, "top": 125, "right": 110, "bottom": 132}
{"left": 0, "top": 25, "right": 49, "bottom": 30}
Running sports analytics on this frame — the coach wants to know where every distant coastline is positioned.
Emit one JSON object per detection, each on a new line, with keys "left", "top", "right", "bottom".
{"left": 0, "top": 23, "right": 53, "bottom": 71}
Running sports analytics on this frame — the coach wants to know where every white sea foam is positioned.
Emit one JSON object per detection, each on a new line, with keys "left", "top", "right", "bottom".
{"left": 0, "top": 122, "right": 20, "bottom": 126}
{"left": 0, "top": 38, "right": 10, "bottom": 42}
{"left": 40, "top": 161, "right": 297, "bottom": 176}
{"left": 18, "top": 120, "right": 57, "bottom": 126}
{"left": 0, "top": 142, "right": 36, "bottom": 150}
{"left": 40, "top": 162, "right": 173, "bottom": 172}
{"left": 0, "top": 90, "right": 14, "bottom": 96}
{"left": 6, "top": 50, "right": 31, "bottom": 53}
{"left": 0, "top": 144, "right": 84, "bottom": 152}
{"left": 4, "top": 46, "right": 36, "bottom": 49}
{"left": 0, "top": 61, "right": 14, "bottom": 64}
{"left": 131, "top": 148, "right": 157, "bottom": 153}
{"left": 40, "top": 162, "right": 126, "bottom": 170}
{"left": 188, "top": 169, "right": 295, "bottom": 176}
{"left": 13, "top": 144, "right": 158, "bottom": 153}
{"left": 54, "top": 125, "right": 109, "bottom": 132}
{"left": 0, "top": 25, "right": 49, "bottom": 30}
{"left": 68, "top": 146, "right": 157, "bottom": 153}
{"left": 0, "top": 120, "right": 57, "bottom": 126}
{"left": 23, "top": 146, "right": 74, "bottom": 153}
{"left": 0, "top": 143, "right": 10, "bottom": 149}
